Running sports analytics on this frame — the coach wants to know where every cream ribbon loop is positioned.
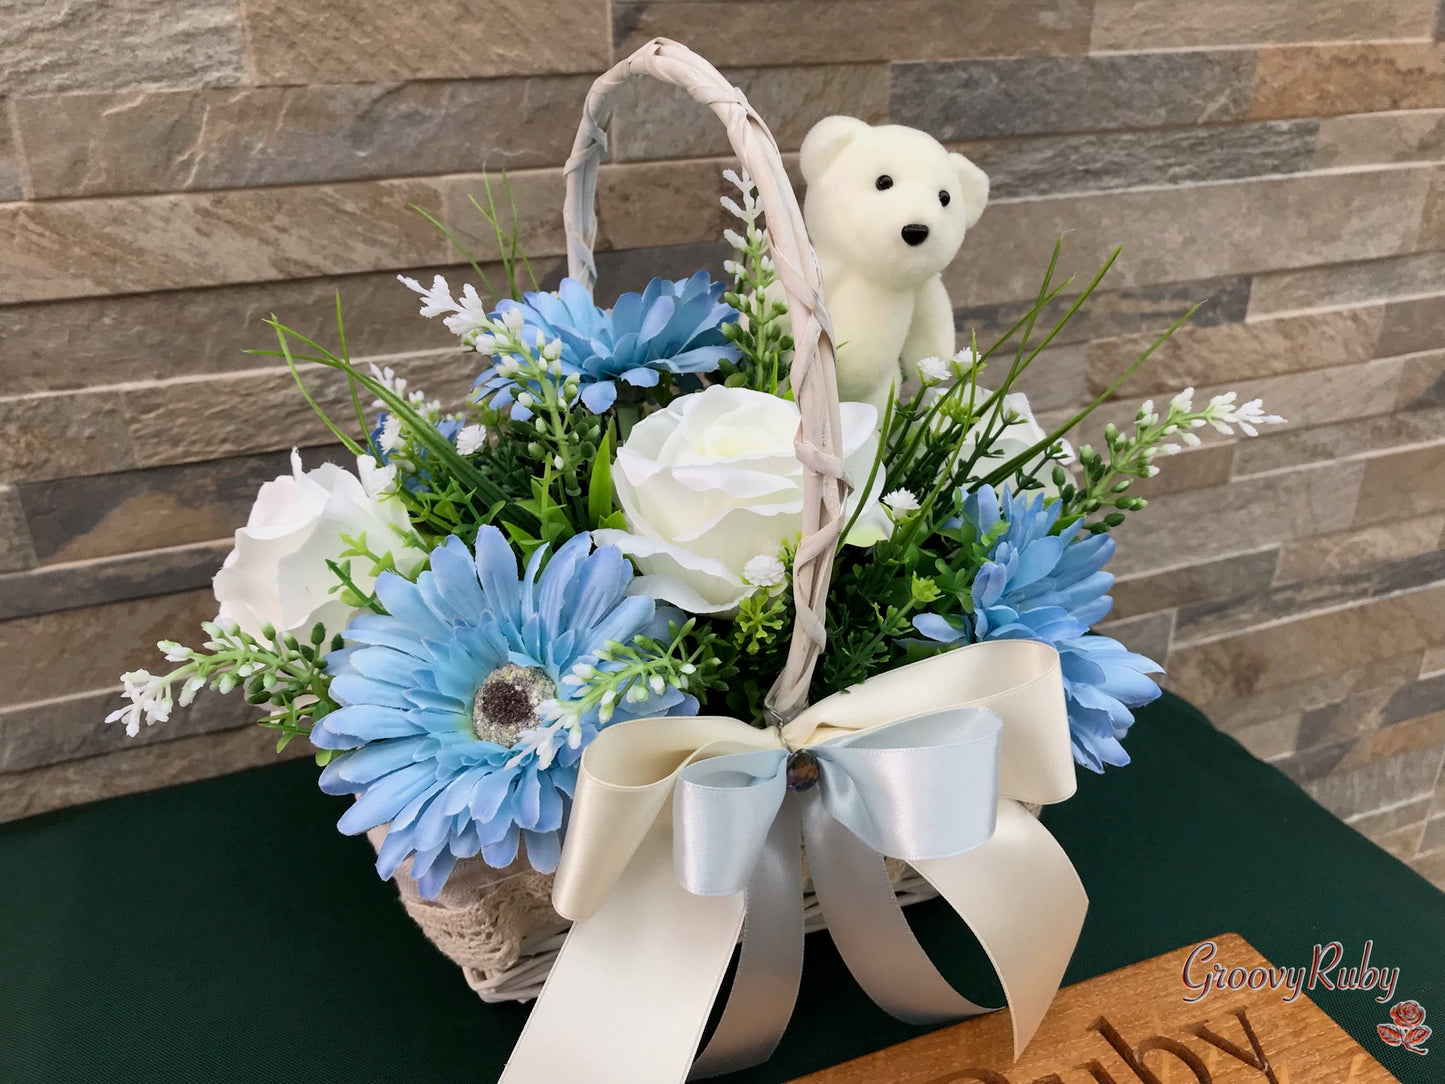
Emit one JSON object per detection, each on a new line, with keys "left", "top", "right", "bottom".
{"left": 499, "top": 640, "right": 1088, "bottom": 1084}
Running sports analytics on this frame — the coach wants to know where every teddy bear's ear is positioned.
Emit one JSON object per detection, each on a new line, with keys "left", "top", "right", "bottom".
{"left": 951, "top": 153, "right": 990, "bottom": 229}
{"left": 800, "top": 116, "right": 871, "bottom": 184}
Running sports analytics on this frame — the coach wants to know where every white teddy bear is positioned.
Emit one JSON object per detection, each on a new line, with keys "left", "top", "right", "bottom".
{"left": 799, "top": 116, "right": 989, "bottom": 414}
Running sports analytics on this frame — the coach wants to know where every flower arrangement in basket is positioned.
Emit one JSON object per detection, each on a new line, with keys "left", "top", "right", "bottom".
{"left": 106, "top": 39, "right": 1284, "bottom": 1082}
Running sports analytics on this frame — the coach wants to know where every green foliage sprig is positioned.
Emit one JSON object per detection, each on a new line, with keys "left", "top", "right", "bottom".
{"left": 707, "top": 544, "right": 798, "bottom": 720}
{"left": 561, "top": 619, "right": 731, "bottom": 726}
{"left": 733, "top": 580, "right": 792, "bottom": 657}
{"left": 252, "top": 312, "right": 532, "bottom": 535}
{"left": 814, "top": 239, "right": 1207, "bottom": 696}
{"left": 245, "top": 173, "right": 547, "bottom": 550}
{"left": 470, "top": 316, "right": 608, "bottom": 549}
{"left": 818, "top": 569, "right": 942, "bottom": 695}
{"left": 326, "top": 530, "right": 424, "bottom": 614}
{"left": 409, "top": 173, "right": 539, "bottom": 303}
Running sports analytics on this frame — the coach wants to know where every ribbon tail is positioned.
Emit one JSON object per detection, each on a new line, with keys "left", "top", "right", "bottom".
{"left": 802, "top": 791, "right": 993, "bottom": 1025}
{"left": 913, "top": 800, "right": 1088, "bottom": 1058}
{"left": 690, "top": 800, "right": 804, "bottom": 1079}
{"left": 500, "top": 814, "right": 746, "bottom": 1084}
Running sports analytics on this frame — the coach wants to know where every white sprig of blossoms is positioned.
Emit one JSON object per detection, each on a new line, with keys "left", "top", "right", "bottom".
{"left": 363, "top": 359, "right": 483, "bottom": 469}
{"left": 104, "top": 632, "right": 265, "bottom": 736}
{"left": 1064, "top": 385, "right": 1285, "bottom": 531}
{"left": 718, "top": 168, "right": 793, "bottom": 397}
{"left": 369, "top": 364, "right": 408, "bottom": 400}
{"left": 398, "top": 274, "right": 490, "bottom": 341}
{"left": 721, "top": 168, "right": 775, "bottom": 280}
{"left": 505, "top": 709, "right": 581, "bottom": 771}
{"left": 1134, "top": 387, "right": 1286, "bottom": 470}
{"left": 397, "top": 274, "right": 586, "bottom": 476}
{"left": 106, "top": 621, "right": 342, "bottom": 748}
{"left": 462, "top": 310, "right": 566, "bottom": 373}
{"left": 536, "top": 622, "right": 713, "bottom": 746}
{"left": 378, "top": 413, "right": 404, "bottom": 453}
{"left": 721, "top": 168, "right": 763, "bottom": 226}
{"left": 106, "top": 668, "right": 185, "bottom": 736}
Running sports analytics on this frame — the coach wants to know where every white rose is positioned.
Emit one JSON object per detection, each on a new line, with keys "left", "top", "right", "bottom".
{"left": 958, "top": 391, "right": 1073, "bottom": 496}
{"left": 593, "top": 385, "right": 889, "bottom": 615}
{"left": 213, "top": 450, "right": 424, "bottom": 639}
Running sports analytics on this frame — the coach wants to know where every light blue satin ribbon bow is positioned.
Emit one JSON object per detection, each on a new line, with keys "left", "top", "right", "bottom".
{"left": 672, "top": 707, "right": 1006, "bottom": 1078}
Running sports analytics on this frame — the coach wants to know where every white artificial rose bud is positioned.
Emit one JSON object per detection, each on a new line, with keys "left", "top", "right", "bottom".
{"left": 212, "top": 450, "right": 424, "bottom": 640}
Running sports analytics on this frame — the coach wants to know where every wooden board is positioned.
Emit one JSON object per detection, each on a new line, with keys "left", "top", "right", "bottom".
{"left": 791, "top": 933, "right": 1398, "bottom": 1083}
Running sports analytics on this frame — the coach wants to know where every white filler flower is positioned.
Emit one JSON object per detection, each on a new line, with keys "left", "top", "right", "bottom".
{"left": 594, "top": 385, "right": 889, "bottom": 614}
{"left": 455, "top": 423, "right": 488, "bottom": 456}
{"left": 916, "top": 356, "right": 952, "bottom": 384}
{"left": 882, "top": 488, "right": 920, "bottom": 514}
{"left": 742, "top": 554, "right": 787, "bottom": 588}
{"left": 212, "top": 450, "right": 424, "bottom": 639}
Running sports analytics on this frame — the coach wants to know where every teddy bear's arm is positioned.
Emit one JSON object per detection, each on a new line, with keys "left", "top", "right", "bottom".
{"left": 899, "top": 277, "right": 957, "bottom": 378}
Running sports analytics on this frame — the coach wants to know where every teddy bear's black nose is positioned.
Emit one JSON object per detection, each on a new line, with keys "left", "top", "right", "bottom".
{"left": 901, "top": 223, "right": 930, "bottom": 246}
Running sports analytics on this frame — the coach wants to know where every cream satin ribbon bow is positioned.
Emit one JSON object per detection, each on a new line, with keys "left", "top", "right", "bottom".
{"left": 499, "top": 639, "right": 1087, "bottom": 1084}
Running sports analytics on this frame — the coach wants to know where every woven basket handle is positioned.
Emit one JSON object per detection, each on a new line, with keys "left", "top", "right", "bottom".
{"left": 562, "top": 38, "right": 846, "bottom": 720}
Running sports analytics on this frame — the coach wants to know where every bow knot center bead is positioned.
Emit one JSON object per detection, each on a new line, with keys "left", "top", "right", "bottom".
{"left": 785, "top": 749, "right": 821, "bottom": 792}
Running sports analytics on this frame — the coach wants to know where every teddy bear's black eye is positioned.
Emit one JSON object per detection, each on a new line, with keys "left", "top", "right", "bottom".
{"left": 875, "top": 175, "right": 893, "bottom": 191}
{"left": 939, "top": 190, "right": 951, "bottom": 207}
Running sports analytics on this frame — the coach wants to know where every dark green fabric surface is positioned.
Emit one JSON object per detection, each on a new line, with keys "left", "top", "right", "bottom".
{"left": 1, "top": 692, "right": 1441, "bottom": 1083}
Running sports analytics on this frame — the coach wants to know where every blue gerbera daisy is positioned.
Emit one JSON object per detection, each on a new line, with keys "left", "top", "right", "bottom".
{"left": 476, "top": 271, "right": 740, "bottom": 417}
{"left": 912, "top": 485, "right": 1163, "bottom": 772}
{"left": 312, "top": 528, "right": 696, "bottom": 898}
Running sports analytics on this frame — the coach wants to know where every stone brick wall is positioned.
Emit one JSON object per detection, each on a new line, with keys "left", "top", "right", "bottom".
{"left": 1, "top": 3, "right": 1442, "bottom": 886}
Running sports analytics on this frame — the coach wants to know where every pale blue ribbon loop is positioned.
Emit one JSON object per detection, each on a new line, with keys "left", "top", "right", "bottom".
{"left": 814, "top": 707, "right": 1002, "bottom": 860}
{"left": 671, "top": 707, "right": 1008, "bottom": 1078}
{"left": 673, "top": 749, "right": 788, "bottom": 897}
{"left": 689, "top": 800, "right": 803, "bottom": 1079}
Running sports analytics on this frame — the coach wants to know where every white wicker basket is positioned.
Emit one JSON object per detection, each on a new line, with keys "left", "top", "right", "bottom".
{"left": 379, "top": 36, "right": 945, "bottom": 1003}
{"left": 378, "top": 826, "right": 940, "bottom": 1002}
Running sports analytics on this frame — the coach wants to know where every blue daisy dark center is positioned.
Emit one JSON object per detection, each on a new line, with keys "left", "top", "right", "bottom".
{"left": 471, "top": 663, "right": 555, "bottom": 747}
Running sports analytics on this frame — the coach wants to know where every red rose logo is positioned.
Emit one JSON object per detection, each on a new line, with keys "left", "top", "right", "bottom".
{"left": 1392, "top": 1001, "right": 1427, "bottom": 1028}
{"left": 1379, "top": 1001, "right": 1431, "bottom": 1056}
